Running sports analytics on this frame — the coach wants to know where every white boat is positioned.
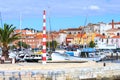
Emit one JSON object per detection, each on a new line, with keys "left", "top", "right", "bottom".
{"left": 24, "top": 54, "right": 42, "bottom": 62}
{"left": 51, "top": 52, "right": 88, "bottom": 61}
{"left": 79, "top": 52, "right": 106, "bottom": 61}
{"left": 64, "top": 48, "right": 106, "bottom": 62}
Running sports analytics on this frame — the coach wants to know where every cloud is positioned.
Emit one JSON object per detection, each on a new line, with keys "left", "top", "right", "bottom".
{"left": 0, "top": 0, "right": 120, "bottom": 19}
{"left": 89, "top": 5, "right": 100, "bottom": 10}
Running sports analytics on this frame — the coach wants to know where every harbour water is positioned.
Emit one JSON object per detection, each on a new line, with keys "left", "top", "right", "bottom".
{"left": 99, "top": 59, "right": 120, "bottom": 64}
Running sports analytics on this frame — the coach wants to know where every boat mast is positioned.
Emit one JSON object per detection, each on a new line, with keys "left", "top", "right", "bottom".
{"left": 48, "top": 6, "right": 52, "bottom": 51}
{"left": 0, "top": 12, "right": 3, "bottom": 28}
{"left": 81, "top": 15, "right": 87, "bottom": 48}
{"left": 84, "top": 15, "right": 88, "bottom": 48}
{"left": 19, "top": 13, "right": 23, "bottom": 50}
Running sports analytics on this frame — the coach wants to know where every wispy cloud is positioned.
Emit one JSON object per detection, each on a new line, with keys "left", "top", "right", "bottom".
{"left": 0, "top": 0, "right": 120, "bottom": 30}
{"left": 83, "top": 5, "right": 100, "bottom": 11}
{"left": 89, "top": 5, "right": 100, "bottom": 10}
{"left": 0, "top": 0, "right": 120, "bottom": 18}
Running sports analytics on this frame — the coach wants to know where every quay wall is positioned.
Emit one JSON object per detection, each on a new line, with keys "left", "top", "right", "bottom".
{"left": 0, "top": 65, "right": 120, "bottom": 80}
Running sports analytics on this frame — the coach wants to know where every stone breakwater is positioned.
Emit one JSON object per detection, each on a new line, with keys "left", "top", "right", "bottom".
{"left": 0, "top": 61, "right": 120, "bottom": 80}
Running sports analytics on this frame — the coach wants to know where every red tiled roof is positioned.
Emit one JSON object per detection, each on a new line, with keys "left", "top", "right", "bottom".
{"left": 109, "top": 22, "right": 120, "bottom": 25}
{"left": 107, "top": 33, "right": 115, "bottom": 35}
{"left": 76, "top": 34, "right": 84, "bottom": 37}
{"left": 95, "top": 33, "right": 106, "bottom": 38}
{"left": 95, "top": 33, "right": 104, "bottom": 37}
{"left": 59, "top": 30, "right": 66, "bottom": 33}
{"left": 66, "top": 34, "right": 74, "bottom": 38}
{"left": 82, "top": 34, "right": 87, "bottom": 39}
{"left": 65, "top": 28, "right": 82, "bottom": 31}
{"left": 21, "top": 34, "right": 36, "bottom": 37}
{"left": 100, "top": 36, "right": 106, "bottom": 39}
{"left": 35, "top": 33, "right": 48, "bottom": 39}
{"left": 106, "top": 28, "right": 120, "bottom": 32}
{"left": 112, "top": 36, "right": 120, "bottom": 38}
{"left": 36, "top": 33, "right": 43, "bottom": 38}
{"left": 14, "top": 29, "right": 33, "bottom": 34}
{"left": 15, "top": 30, "right": 26, "bottom": 33}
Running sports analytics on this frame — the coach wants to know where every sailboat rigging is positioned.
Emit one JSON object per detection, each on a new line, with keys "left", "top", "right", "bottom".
{"left": 80, "top": 15, "right": 88, "bottom": 48}
{"left": 19, "top": 13, "right": 23, "bottom": 51}
{"left": 48, "top": 7, "right": 51, "bottom": 51}
{"left": 47, "top": 7, "right": 55, "bottom": 51}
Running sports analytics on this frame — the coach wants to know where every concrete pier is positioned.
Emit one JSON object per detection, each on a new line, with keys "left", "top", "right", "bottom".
{"left": 0, "top": 61, "right": 120, "bottom": 80}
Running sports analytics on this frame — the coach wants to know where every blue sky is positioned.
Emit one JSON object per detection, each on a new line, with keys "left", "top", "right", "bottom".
{"left": 0, "top": 0, "right": 120, "bottom": 31}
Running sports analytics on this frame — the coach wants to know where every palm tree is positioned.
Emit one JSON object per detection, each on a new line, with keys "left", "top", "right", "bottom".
{"left": 0, "top": 24, "right": 20, "bottom": 59}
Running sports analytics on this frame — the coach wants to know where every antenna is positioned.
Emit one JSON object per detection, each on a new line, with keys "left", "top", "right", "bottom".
{"left": 0, "top": 12, "right": 3, "bottom": 28}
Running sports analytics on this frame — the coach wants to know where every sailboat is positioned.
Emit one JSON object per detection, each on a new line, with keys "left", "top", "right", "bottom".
{"left": 0, "top": 12, "right": 3, "bottom": 57}
{"left": 15, "top": 13, "right": 35, "bottom": 62}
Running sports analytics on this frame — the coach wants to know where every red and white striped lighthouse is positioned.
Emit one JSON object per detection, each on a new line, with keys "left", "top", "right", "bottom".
{"left": 42, "top": 10, "right": 47, "bottom": 64}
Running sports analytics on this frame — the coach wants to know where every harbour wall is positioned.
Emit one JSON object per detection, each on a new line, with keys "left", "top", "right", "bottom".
{"left": 0, "top": 66, "right": 120, "bottom": 80}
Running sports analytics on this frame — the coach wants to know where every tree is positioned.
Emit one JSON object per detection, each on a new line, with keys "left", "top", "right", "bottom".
{"left": 9, "top": 45, "right": 17, "bottom": 50}
{"left": 0, "top": 24, "right": 20, "bottom": 59}
{"left": 46, "top": 40, "right": 57, "bottom": 51}
{"left": 17, "top": 41, "right": 30, "bottom": 49}
{"left": 89, "top": 41, "right": 95, "bottom": 48}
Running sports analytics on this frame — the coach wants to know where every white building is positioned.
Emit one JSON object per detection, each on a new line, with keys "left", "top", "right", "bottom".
{"left": 95, "top": 28, "right": 120, "bottom": 49}
{"left": 56, "top": 32, "right": 67, "bottom": 45}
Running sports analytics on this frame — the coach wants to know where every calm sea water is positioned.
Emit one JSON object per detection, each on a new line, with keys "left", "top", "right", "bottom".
{"left": 99, "top": 59, "right": 120, "bottom": 63}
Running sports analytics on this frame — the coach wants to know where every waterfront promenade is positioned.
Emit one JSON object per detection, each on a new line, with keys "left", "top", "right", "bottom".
{"left": 0, "top": 61, "right": 120, "bottom": 80}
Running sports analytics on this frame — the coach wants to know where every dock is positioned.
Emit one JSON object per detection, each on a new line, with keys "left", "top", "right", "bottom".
{"left": 0, "top": 61, "right": 120, "bottom": 80}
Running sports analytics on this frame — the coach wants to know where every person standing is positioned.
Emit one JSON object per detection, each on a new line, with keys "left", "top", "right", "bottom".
{"left": 9, "top": 52, "right": 16, "bottom": 64}
{"left": 1, "top": 55, "right": 5, "bottom": 64}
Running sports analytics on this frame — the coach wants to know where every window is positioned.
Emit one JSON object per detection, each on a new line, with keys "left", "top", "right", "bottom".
{"left": 95, "top": 40, "right": 97, "bottom": 42}
{"left": 106, "top": 39, "right": 108, "bottom": 43}
{"left": 102, "top": 39, "right": 103, "bottom": 42}
{"left": 117, "top": 33, "right": 119, "bottom": 36}
{"left": 102, "top": 33, "right": 105, "bottom": 36}
{"left": 69, "top": 32, "right": 71, "bottom": 34}
{"left": 111, "top": 39, "right": 113, "bottom": 44}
